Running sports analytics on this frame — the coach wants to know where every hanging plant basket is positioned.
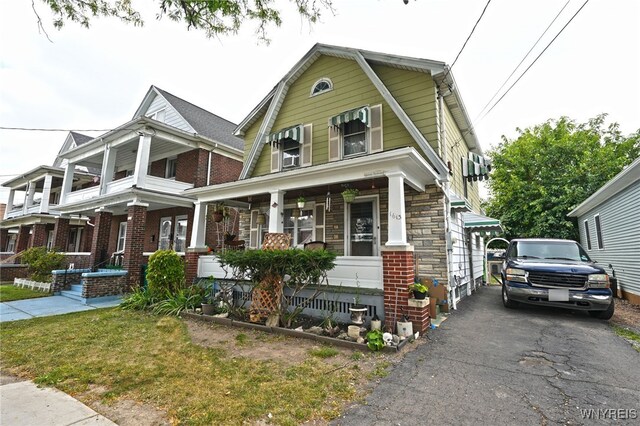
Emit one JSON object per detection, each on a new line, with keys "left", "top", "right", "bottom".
{"left": 212, "top": 212, "right": 224, "bottom": 223}
{"left": 256, "top": 213, "right": 266, "bottom": 225}
{"left": 342, "top": 189, "right": 359, "bottom": 203}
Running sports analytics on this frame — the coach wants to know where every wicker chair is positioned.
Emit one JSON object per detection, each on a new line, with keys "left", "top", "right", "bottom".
{"left": 303, "top": 241, "right": 327, "bottom": 251}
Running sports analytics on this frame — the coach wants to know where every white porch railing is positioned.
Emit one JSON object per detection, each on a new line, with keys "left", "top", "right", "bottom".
{"left": 145, "top": 176, "right": 194, "bottom": 194}
{"left": 197, "top": 254, "right": 383, "bottom": 290}
{"left": 65, "top": 186, "right": 99, "bottom": 204}
{"left": 105, "top": 176, "right": 135, "bottom": 193}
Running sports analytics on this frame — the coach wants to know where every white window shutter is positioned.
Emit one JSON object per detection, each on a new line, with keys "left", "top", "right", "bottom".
{"left": 370, "top": 104, "right": 383, "bottom": 153}
{"left": 270, "top": 143, "right": 280, "bottom": 173}
{"left": 301, "top": 124, "right": 313, "bottom": 166}
{"left": 328, "top": 120, "right": 340, "bottom": 162}
{"left": 249, "top": 210, "right": 258, "bottom": 248}
{"left": 314, "top": 203, "right": 325, "bottom": 242}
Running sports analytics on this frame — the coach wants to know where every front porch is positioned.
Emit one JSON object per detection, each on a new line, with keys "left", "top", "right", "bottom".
{"left": 186, "top": 148, "right": 448, "bottom": 333}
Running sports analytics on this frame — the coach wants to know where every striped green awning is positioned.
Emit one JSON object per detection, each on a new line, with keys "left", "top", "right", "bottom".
{"left": 462, "top": 212, "right": 503, "bottom": 233}
{"left": 330, "top": 106, "right": 370, "bottom": 127}
{"left": 450, "top": 194, "right": 472, "bottom": 212}
{"left": 266, "top": 125, "right": 302, "bottom": 144}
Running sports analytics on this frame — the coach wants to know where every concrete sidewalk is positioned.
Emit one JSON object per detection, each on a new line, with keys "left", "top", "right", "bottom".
{"left": 0, "top": 296, "right": 121, "bottom": 323}
{"left": 0, "top": 377, "right": 116, "bottom": 425}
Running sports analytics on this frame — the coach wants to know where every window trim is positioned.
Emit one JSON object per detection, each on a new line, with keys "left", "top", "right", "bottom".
{"left": 583, "top": 220, "right": 592, "bottom": 250}
{"left": 310, "top": 78, "right": 333, "bottom": 97}
{"left": 117, "top": 221, "right": 127, "bottom": 252}
{"left": 594, "top": 214, "right": 604, "bottom": 250}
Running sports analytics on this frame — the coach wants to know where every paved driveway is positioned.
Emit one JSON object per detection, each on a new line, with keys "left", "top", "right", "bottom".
{"left": 334, "top": 286, "right": 640, "bottom": 425}
{"left": 0, "top": 296, "right": 121, "bottom": 322}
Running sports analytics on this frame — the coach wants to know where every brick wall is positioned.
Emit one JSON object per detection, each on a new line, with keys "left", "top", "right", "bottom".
{"left": 62, "top": 254, "right": 91, "bottom": 269}
{"left": 52, "top": 218, "right": 70, "bottom": 252}
{"left": 177, "top": 149, "right": 209, "bottom": 187}
{"left": 210, "top": 153, "right": 242, "bottom": 185}
{"left": 0, "top": 229, "right": 8, "bottom": 252}
{"left": 82, "top": 274, "right": 128, "bottom": 298}
{"left": 51, "top": 270, "right": 87, "bottom": 293}
{"left": 30, "top": 224, "right": 48, "bottom": 248}
{"left": 0, "top": 265, "right": 29, "bottom": 281}
{"left": 150, "top": 158, "right": 167, "bottom": 178}
{"left": 123, "top": 204, "right": 147, "bottom": 287}
{"left": 90, "top": 210, "right": 113, "bottom": 268}
{"left": 16, "top": 226, "right": 30, "bottom": 253}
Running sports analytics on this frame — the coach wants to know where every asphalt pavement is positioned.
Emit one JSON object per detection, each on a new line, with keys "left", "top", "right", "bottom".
{"left": 334, "top": 286, "right": 640, "bottom": 425}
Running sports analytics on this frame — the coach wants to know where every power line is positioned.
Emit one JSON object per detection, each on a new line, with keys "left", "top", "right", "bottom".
{"left": 474, "top": 0, "right": 572, "bottom": 122}
{"left": 0, "top": 126, "right": 111, "bottom": 132}
{"left": 482, "top": 0, "right": 591, "bottom": 119}
{"left": 441, "top": 0, "right": 493, "bottom": 83}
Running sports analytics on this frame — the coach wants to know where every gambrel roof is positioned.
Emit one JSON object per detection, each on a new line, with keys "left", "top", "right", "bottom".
{"left": 133, "top": 85, "right": 243, "bottom": 151}
{"left": 235, "top": 43, "right": 481, "bottom": 180}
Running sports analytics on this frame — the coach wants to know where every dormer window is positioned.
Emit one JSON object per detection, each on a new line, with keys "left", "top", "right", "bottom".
{"left": 147, "top": 108, "right": 166, "bottom": 122}
{"left": 310, "top": 78, "right": 333, "bottom": 97}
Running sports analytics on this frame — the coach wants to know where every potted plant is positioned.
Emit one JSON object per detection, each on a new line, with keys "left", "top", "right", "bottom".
{"left": 211, "top": 203, "right": 224, "bottom": 223}
{"left": 408, "top": 282, "right": 429, "bottom": 300}
{"left": 201, "top": 289, "right": 216, "bottom": 315}
{"left": 297, "top": 196, "right": 306, "bottom": 209}
{"left": 341, "top": 188, "right": 359, "bottom": 203}
{"left": 349, "top": 275, "right": 367, "bottom": 324}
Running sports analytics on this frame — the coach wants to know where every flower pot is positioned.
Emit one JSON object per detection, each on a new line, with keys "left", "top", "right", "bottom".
{"left": 212, "top": 212, "right": 224, "bottom": 223}
{"left": 370, "top": 319, "right": 382, "bottom": 331}
{"left": 412, "top": 291, "right": 427, "bottom": 300}
{"left": 342, "top": 193, "right": 357, "bottom": 203}
{"left": 349, "top": 305, "right": 367, "bottom": 325}
{"left": 347, "top": 325, "right": 361, "bottom": 339}
{"left": 397, "top": 320, "right": 413, "bottom": 338}
{"left": 201, "top": 303, "right": 216, "bottom": 315}
{"left": 297, "top": 201, "right": 305, "bottom": 209}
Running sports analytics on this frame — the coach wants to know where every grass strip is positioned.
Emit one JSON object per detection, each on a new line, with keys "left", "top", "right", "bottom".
{"left": 0, "top": 284, "right": 51, "bottom": 302}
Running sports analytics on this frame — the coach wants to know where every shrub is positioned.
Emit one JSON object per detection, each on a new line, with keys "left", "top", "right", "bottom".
{"left": 152, "top": 287, "right": 202, "bottom": 316}
{"left": 20, "top": 247, "right": 65, "bottom": 282}
{"left": 147, "top": 250, "right": 185, "bottom": 297}
{"left": 120, "top": 287, "right": 158, "bottom": 311}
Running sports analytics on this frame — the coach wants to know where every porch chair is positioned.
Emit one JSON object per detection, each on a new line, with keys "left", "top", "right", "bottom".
{"left": 303, "top": 241, "right": 326, "bottom": 251}
{"left": 250, "top": 233, "right": 292, "bottom": 323}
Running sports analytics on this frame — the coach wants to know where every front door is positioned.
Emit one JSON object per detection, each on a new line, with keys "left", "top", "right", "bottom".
{"left": 173, "top": 215, "right": 188, "bottom": 252}
{"left": 159, "top": 217, "right": 172, "bottom": 250}
{"left": 346, "top": 199, "right": 377, "bottom": 256}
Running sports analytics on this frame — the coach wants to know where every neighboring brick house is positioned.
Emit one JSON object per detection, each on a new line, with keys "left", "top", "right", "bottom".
{"left": 1, "top": 86, "right": 243, "bottom": 288}
{"left": 185, "top": 44, "right": 501, "bottom": 333}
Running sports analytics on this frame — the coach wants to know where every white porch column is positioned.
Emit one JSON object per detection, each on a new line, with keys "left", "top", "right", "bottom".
{"left": 60, "top": 162, "right": 75, "bottom": 204}
{"left": 4, "top": 189, "right": 15, "bottom": 219}
{"left": 39, "top": 175, "right": 53, "bottom": 213}
{"left": 269, "top": 190, "right": 285, "bottom": 233}
{"left": 385, "top": 171, "right": 408, "bottom": 246}
{"left": 189, "top": 201, "right": 207, "bottom": 249}
{"left": 132, "top": 132, "right": 152, "bottom": 188}
{"left": 99, "top": 143, "right": 117, "bottom": 195}
{"left": 24, "top": 181, "right": 36, "bottom": 214}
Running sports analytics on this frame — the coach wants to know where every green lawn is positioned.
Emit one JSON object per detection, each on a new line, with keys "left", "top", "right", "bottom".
{"left": 613, "top": 325, "right": 640, "bottom": 352}
{"left": 0, "top": 283, "right": 51, "bottom": 302}
{"left": 0, "top": 309, "right": 383, "bottom": 425}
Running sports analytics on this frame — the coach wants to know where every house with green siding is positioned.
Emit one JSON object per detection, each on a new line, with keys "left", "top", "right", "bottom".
{"left": 186, "top": 44, "right": 501, "bottom": 332}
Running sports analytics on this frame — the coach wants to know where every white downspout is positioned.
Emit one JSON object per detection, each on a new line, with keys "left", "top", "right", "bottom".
{"left": 438, "top": 91, "right": 456, "bottom": 310}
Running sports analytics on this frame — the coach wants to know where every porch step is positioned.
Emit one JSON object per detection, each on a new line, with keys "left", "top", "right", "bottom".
{"left": 70, "top": 284, "right": 83, "bottom": 293}
{"left": 60, "top": 288, "right": 84, "bottom": 302}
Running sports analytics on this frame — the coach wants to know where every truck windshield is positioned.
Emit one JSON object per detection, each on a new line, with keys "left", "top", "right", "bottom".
{"left": 513, "top": 241, "right": 590, "bottom": 262}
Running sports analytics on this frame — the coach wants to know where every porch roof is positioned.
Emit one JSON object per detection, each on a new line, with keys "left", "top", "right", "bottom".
{"left": 185, "top": 147, "right": 441, "bottom": 203}
{"left": 461, "top": 212, "right": 503, "bottom": 233}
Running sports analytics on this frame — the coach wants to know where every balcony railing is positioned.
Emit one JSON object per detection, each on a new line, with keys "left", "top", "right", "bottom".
{"left": 64, "top": 186, "right": 100, "bottom": 204}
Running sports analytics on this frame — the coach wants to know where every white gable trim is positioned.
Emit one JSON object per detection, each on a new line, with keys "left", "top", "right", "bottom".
{"left": 132, "top": 86, "right": 196, "bottom": 135}
{"left": 53, "top": 133, "right": 78, "bottom": 167}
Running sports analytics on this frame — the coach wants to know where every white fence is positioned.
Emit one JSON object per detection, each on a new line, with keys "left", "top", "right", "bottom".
{"left": 13, "top": 278, "right": 52, "bottom": 292}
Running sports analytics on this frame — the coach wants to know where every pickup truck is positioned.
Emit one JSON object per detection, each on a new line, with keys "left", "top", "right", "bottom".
{"left": 501, "top": 238, "right": 614, "bottom": 319}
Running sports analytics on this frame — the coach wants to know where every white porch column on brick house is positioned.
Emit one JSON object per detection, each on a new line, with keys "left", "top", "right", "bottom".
{"left": 39, "top": 175, "right": 53, "bottom": 213}
{"left": 132, "top": 131, "right": 152, "bottom": 188}
{"left": 189, "top": 201, "right": 207, "bottom": 249}
{"left": 60, "top": 162, "right": 75, "bottom": 204}
{"left": 99, "top": 143, "right": 117, "bottom": 195}
{"left": 4, "top": 189, "right": 15, "bottom": 219}
{"left": 24, "top": 181, "right": 36, "bottom": 214}
{"left": 269, "top": 190, "right": 285, "bottom": 233}
{"left": 385, "top": 171, "right": 408, "bottom": 246}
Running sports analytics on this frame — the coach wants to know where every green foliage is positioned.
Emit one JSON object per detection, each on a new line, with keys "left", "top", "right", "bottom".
{"left": 309, "top": 346, "right": 339, "bottom": 358}
{"left": 147, "top": 250, "right": 185, "bottom": 297}
{"left": 485, "top": 115, "right": 639, "bottom": 240}
{"left": 120, "top": 287, "right": 158, "bottom": 311}
{"left": 408, "top": 283, "right": 428, "bottom": 294}
{"left": 20, "top": 247, "right": 65, "bottom": 282}
{"left": 152, "top": 287, "right": 202, "bottom": 316}
{"left": 366, "top": 329, "right": 385, "bottom": 352}
{"left": 36, "top": 0, "right": 333, "bottom": 42}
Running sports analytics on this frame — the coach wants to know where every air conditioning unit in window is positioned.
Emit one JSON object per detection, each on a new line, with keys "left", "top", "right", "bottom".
{"left": 283, "top": 156, "right": 299, "bottom": 168}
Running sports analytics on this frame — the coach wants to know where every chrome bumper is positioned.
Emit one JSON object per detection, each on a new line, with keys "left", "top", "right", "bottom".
{"left": 506, "top": 284, "right": 612, "bottom": 311}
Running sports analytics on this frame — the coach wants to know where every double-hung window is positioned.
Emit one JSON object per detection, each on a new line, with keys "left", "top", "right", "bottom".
{"left": 328, "top": 105, "right": 382, "bottom": 161}
{"left": 343, "top": 120, "right": 367, "bottom": 157}
{"left": 283, "top": 207, "right": 314, "bottom": 247}
{"left": 117, "top": 222, "right": 127, "bottom": 252}
{"left": 281, "top": 138, "right": 300, "bottom": 168}
{"left": 268, "top": 124, "right": 312, "bottom": 173}
{"left": 165, "top": 157, "right": 177, "bottom": 179}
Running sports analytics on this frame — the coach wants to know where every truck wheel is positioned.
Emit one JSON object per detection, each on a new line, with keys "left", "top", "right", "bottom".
{"left": 502, "top": 284, "right": 518, "bottom": 308}
{"left": 588, "top": 299, "right": 615, "bottom": 320}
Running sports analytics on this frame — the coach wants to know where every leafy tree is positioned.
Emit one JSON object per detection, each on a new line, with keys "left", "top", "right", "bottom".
{"left": 20, "top": 247, "right": 65, "bottom": 282}
{"left": 35, "top": 0, "right": 333, "bottom": 42}
{"left": 485, "top": 115, "right": 639, "bottom": 240}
